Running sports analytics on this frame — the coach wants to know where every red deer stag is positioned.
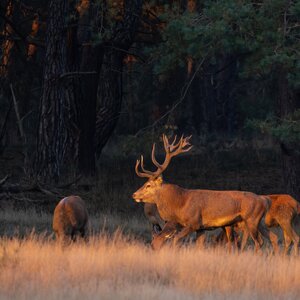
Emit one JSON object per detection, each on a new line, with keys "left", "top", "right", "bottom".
{"left": 133, "top": 135, "right": 269, "bottom": 251}
{"left": 53, "top": 195, "right": 89, "bottom": 243}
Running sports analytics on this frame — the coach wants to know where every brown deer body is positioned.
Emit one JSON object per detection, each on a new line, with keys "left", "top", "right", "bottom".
{"left": 217, "top": 194, "right": 300, "bottom": 254}
{"left": 265, "top": 194, "right": 300, "bottom": 254}
{"left": 144, "top": 203, "right": 165, "bottom": 235}
{"left": 53, "top": 195, "right": 88, "bottom": 243}
{"left": 133, "top": 135, "right": 269, "bottom": 250}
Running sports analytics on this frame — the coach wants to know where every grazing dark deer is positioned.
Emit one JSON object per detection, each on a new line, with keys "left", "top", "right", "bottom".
{"left": 53, "top": 195, "right": 89, "bottom": 244}
{"left": 133, "top": 135, "right": 269, "bottom": 251}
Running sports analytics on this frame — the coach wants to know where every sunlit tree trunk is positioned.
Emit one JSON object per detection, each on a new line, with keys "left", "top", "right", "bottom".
{"left": 0, "top": 0, "right": 14, "bottom": 77}
{"left": 27, "top": 14, "right": 39, "bottom": 60}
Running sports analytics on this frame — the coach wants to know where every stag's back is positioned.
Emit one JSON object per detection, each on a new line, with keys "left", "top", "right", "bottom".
{"left": 53, "top": 195, "right": 88, "bottom": 241}
{"left": 182, "top": 189, "right": 265, "bottom": 218}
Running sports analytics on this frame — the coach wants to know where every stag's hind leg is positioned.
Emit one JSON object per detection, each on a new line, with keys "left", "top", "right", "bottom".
{"left": 280, "top": 220, "right": 299, "bottom": 255}
{"left": 260, "top": 225, "right": 279, "bottom": 254}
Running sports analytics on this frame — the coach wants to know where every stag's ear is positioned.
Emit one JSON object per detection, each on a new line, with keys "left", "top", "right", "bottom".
{"left": 156, "top": 176, "right": 163, "bottom": 184}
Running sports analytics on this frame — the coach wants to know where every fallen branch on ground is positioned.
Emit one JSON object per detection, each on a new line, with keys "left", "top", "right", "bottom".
{"left": 0, "top": 182, "right": 62, "bottom": 197}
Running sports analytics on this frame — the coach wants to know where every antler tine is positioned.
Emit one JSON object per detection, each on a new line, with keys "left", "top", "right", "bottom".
{"left": 163, "top": 134, "right": 180, "bottom": 151}
{"left": 135, "top": 135, "right": 193, "bottom": 179}
{"left": 135, "top": 156, "right": 154, "bottom": 178}
{"left": 140, "top": 155, "right": 157, "bottom": 176}
{"left": 162, "top": 134, "right": 169, "bottom": 152}
{"left": 181, "top": 135, "right": 192, "bottom": 148}
{"left": 168, "top": 134, "right": 193, "bottom": 157}
{"left": 151, "top": 143, "right": 163, "bottom": 169}
{"left": 181, "top": 144, "right": 193, "bottom": 152}
{"left": 169, "top": 135, "right": 184, "bottom": 152}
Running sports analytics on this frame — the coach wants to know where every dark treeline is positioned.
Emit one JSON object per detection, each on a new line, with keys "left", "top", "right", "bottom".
{"left": 0, "top": 1, "right": 299, "bottom": 198}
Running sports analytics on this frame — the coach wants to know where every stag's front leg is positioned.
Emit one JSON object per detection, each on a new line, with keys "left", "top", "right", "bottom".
{"left": 224, "top": 226, "right": 235, "bottom": 251}
{"left": 172, "top": 226, "right": 195, "bottom": 246}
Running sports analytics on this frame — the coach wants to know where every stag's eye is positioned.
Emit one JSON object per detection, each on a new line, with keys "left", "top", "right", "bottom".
{"left": 146, "top": 184, "right": 151, "bottom": 188}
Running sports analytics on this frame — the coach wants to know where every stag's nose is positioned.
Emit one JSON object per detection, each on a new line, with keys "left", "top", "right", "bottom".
{"left": 132, "top": 192, "right": 141, "bottom": 202}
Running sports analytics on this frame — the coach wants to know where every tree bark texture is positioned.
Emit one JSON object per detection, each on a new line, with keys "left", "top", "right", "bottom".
{"left": 95, "top": 0, "right": 143, "bottom": 157}
{"left": 35, "top": 0, "right": 71, "bottom": 182}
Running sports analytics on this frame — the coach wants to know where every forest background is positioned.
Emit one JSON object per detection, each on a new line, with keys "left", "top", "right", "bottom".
{"left": 0, "top": 0, "right": 300, "bottom": 211}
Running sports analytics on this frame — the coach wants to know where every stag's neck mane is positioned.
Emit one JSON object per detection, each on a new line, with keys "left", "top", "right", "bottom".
{"left": 155, "top": 182, "right": 187, "bottom": 221}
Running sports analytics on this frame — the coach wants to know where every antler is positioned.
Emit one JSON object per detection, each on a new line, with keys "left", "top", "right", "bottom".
{"left": 135, "top": 155, "right": 157, "bottom": 178}
{"left": 135, "top": 134, "right": 193, "bottom": 178}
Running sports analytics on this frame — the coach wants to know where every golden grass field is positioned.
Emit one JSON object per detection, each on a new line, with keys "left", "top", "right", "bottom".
{"left": 1, "top": 233, "right": 300, "bottom": 300}
{"left": 0, "top": 204, "right": 300, "bottom": 300}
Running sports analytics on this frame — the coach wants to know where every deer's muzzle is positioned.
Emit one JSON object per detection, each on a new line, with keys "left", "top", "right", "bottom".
{"left": 132, "top": 192, "right": 142, "bottom": 202}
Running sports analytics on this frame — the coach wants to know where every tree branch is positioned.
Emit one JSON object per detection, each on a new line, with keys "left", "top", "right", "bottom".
{"left": 134, "top": 56, "right": 207, "bottom": 136}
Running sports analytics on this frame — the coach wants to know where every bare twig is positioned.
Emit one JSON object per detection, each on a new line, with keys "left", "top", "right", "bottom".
{"left": 134, "top": 56, "right": 207, "bottom": 136}
{"left": 0, "top": 182, "right": 62, "bottom": 197}
{"left": 20, "top": 109, "right": 33, "bottom": 123}
{"left": 58, "top": 175, "right": 82, "bottom": 189}
{"left": 0, "top": 101, "right": 12, "bottom": 145}
{"left": 10, "top": 83, "right": 26, "bottom": 143}
{"left": 0, "top": 174, "right": 10, "bottom": 186}
{"left": 60, "top": 71, "right": 97, "bottom": 79}
{"left": 9, "top": 194, "right": 52, "bottom": 203}
{"left": 35, "top": 184, "right": 61, "bottom": 197}
{"left": 107, "top": 45, "right": 146, "bottom": 63}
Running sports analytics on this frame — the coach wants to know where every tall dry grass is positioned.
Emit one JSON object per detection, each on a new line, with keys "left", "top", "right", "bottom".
{"left": 0, "top": 233, "right": 299, "bottom": 300}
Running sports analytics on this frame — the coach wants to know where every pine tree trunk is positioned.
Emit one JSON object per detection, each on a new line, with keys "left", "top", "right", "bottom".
{"left": 35, "top": 0, "right": 71, "bottom": 182}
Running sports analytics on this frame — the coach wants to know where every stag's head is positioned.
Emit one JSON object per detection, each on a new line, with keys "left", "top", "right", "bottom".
{"left": 132, "top": 134, "right": 192, "bottom": 203}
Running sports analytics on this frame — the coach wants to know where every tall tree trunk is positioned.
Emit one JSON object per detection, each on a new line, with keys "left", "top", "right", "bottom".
{"left": 35, "top": 0, "right": 71, "bottom": 182}
{"left": 95, "top": 0, "right": 143, "bottom": 157}
{"left": 183, "top": 0, "right": 196, "bottom": 134}
{"left": 278, "top": 69, "right": 300, "bottom": 200}
{"left": 217, "top": 55, "right": 237, "bottom": 136}
{"left": 96, "top": 49, "right": 123, "bottom": 156}
{"left": 77, "top": 0, "right": 104, "bottom": 176}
